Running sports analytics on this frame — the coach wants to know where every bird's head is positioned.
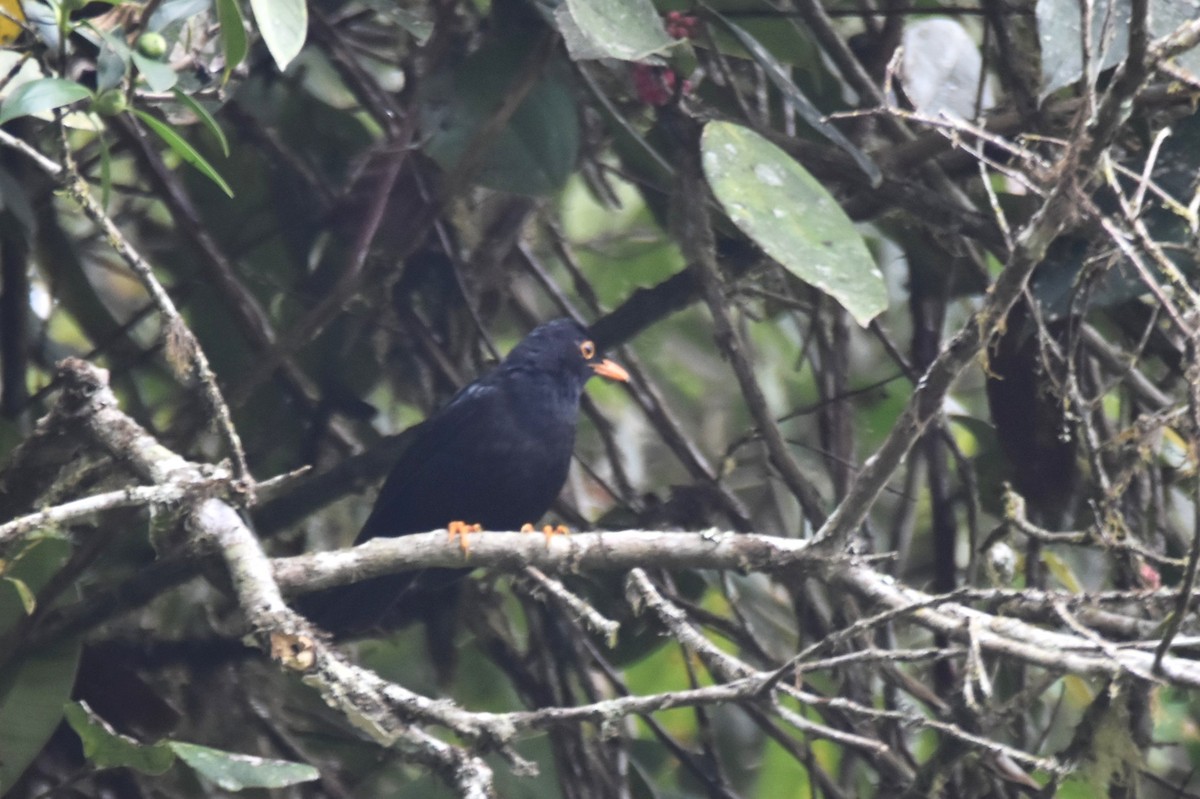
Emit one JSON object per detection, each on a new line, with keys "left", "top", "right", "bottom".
{"left": 504, "top": 319, "right": 630, "bottom": 389}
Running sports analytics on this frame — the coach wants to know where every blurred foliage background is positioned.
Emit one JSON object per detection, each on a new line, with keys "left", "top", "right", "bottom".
{"left": 2, "top": 0, "right": 1200, "bottom": 795}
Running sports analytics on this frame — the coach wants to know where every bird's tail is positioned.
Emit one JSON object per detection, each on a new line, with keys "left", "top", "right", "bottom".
{"left": 292, "top": 570, "right": 465, "bottom": 682}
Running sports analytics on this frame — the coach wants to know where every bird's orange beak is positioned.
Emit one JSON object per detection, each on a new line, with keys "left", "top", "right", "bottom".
{"left": 591, "top": 358, "right": 630, "bottom": 382}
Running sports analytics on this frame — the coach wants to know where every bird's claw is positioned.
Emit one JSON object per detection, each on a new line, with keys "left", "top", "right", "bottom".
{"left": 542, "top": 524, "right": 570, "bottom": 544}
{"left": 519, "top": 523, "right": 569, "bottom": 544}
{"left": 447, "top": 521, "right": 483, "bottom": 554}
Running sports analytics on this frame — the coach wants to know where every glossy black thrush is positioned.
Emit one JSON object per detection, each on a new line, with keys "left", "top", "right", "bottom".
{"left": 297, "top": 318, "right": 629, "bottom": 674}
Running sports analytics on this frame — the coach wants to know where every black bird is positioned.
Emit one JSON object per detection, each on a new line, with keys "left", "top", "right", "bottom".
{"left": 297, "top": 318, "right": 629, "bottom": 673}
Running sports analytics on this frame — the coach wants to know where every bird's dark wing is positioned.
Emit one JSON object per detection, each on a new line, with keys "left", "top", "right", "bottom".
{"left": 297, "top": 375, "right": 571, "bottom": 655}
{"left": 356, "top": 376, "right": 575, "bottom": 542}
{"left": 355, "top": 380, "right": 503, "bottom": 542}
{"left": 296, "top": 382, "right": 503, "bottom": 639}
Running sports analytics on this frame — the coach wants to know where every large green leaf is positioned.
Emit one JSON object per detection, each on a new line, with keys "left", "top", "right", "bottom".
{"left": 0, "top": 537, "right": 82, "bottom": 794}
{"left": 1031, "top": 109, "right": 1200, "bottom": 320}
{"left": 249, "top": 0, "right": 307, "bottom": 71}
{"left": 215, "top": 0, "right": 247, "bottom": 75}
{"left": 146, "top": 0, "right": 211, "bottom": 32}
{"left": 65, "top": 701, "right": 176, "bottom": 775}
{"left": 0, "top": 638, "right": 83, "bottom": 793}
{"left": 556, "top": 0, "right": 675, "bottom": 62}
{"left": 1036, "top": 0, "right": 1128, "bottom": 98}
{"left": 0, "top": 77, "right": 91, "bottom": 125}
{"left": 169, "top": 742, "right": 319, "bottom": 790}
{"left": 1151, "top": 1, "right": 1200, "bottom": 78}
{"left": 422, "top": 42, "right": 580, "bottom": 196}
{"left": 134, "top": 109, "right": 234, "bottom": 197}
{"left": 81, "top": 24, "right": 132, "bottom": 94}
{"left": 63, "top": 701, "right": 318, "bottom": 789}
{"left": 707, "top": 9, "right": 880, "bottom": 186}
{"left": 0, "top": 536, "right": 71, "bottom": 627}
{"left": 132, "top": 50, "right": 178, "bottom": 92}
{"left": 701, "top": 121, "right": 886, "bottom": 326}
{"left": 172, "top": 88, "right": 230, "bottom": 156}
{"left": 1036, "top": 0, "right": 1200, "bottom": 99}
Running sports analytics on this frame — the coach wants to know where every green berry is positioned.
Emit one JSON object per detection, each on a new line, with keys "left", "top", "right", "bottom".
{"left": 91, "top": 90, "right": 128, "bottom": 116}
{"left": 136, "top": 32, "right": 168, "bottom": 60}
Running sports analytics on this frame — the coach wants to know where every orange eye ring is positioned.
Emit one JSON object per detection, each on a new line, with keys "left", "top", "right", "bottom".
{"left": 579, "top": 340, "right": 596, "bottom": 360}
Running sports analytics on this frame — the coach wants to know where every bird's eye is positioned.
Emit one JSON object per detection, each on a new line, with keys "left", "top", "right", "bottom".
{"left": 579, "top": 340, "right": 596, "bottom": 360}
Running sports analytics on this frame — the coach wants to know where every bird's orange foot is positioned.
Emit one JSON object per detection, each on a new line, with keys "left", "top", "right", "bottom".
{"left": 542, "top": 524, "right": 570, "bottom": 544}
{"left": 447, "top": 521, "right": 483, "bottom": 554}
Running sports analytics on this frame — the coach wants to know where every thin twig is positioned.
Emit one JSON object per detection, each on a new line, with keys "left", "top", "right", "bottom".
{"left": 678, "top": 140, "right": 827, "bottom": 528}
{"left": 54, "top": 138, "right": 252, "bottom": 491}
{"left": 521, "top": 566, "right": 620, "bottom": 646}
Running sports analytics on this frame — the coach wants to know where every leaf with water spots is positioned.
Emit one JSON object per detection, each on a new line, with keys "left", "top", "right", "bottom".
{"left": 558, "top": 0, "right": 675, "bottom": 62}
{"left": 701, "top": 121, "right": 886, "bottom": 326}
{"left": 1036, "top": 0, "right": 1200, "bottom": 99}
{"left": 249, "top": 0, "right": 307, "bottom": 71}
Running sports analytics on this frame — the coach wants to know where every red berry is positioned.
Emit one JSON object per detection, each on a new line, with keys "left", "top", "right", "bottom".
{"left": 664, "top": 11, "right": 700, "bottom": 39}
{"left": 632, "top": 64, "right": 676, "bottom": 106}
{"left": 632, "top": 63, "right": 695, "bottom": 106}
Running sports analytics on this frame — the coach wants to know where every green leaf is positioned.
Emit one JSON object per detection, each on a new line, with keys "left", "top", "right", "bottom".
{"left": 0, "top": 638, "right": 83, "bottom": 793}
{"left": 131, "top": 50, "right": 178, "bottom": 92}
{"left": 1041, "top": 550, "right": 1083, "bottom": 593}
{"left": 707, "top": 9, "right": 881, "bottom": 187}
{"left": 556, "top": 0, "right": 675, "bottom": 62}
{"left": 0, "top": 536, "right": 71, "bottom": 627}
{"left": 82, "top": 23, "right": 132, "bottom": 93}
{"left": 214, "top": 0, "right": 247, "bottom": 76}
{"left": 134, "top": 109, "right": 234, "bottom": 197}
{"left": 169, "top": 742, "right": 319, "bottom": 790}
{"left": 146, "top": 0, "right": 211, "bottom": 32}
{"left": 248, "top": 0, "right": 307, "bottom": 72}
{"left": 389, "top": 7, "right": 432, "bottom": 44}
{"left": 353, "top": 0, "right": 431, "bottom": 44}
{"left": 1035, "top": 0, "right": 1200, "bottom": 100}
{"left": 0, "top": 536, "right": 81, "bottom": 794}
{"left": 1, "top": 576, "right": 34, "bottom": 614}
{"left": 1151, "top": 1, "right": 1200, "bottom": 78}
{"left": 701, "top": 121, "right": 886, "bottom": 326}
{"left": 0, "top": 77, "right": 92, "bottom": 125}
{"left": 1036, "top": 0, "right": 1127, "bottom": 99}
{"left": 172, "top": 88, "right": 229, "bottom": 156}
{"left": 64, "top": 701, "right": 176, "bottom": 775}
